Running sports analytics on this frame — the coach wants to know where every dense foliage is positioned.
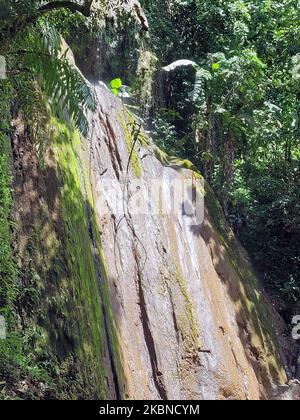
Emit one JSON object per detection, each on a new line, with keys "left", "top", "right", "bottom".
{"left": 141, "top": 0, "right": 300, "bottom": 303}
{"left": 0, "top": 1, "right": 99, "bottom": 140}
{"left": 0, "top": 0, "right": 299, "bottom": 397}
{"left": 0, "top": 0, "right": 117, "bottom": 399}
{"left": 0, "top": 0, "right": 150, "bottom": 399}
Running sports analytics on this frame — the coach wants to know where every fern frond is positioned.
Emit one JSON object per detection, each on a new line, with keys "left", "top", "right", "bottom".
{"left": 18, "top": 24, "right": 96, "bottom": 136}
{"left": 13, "top": 74, "right": 52, "bottom": 162}
{"left": 192, "top": 68, "right": 212, "bottom": 102}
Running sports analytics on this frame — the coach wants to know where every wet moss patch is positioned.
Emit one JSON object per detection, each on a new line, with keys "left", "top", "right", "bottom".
{"left": 48, "top": 118, "right": 124, "bottom": 398}
{"left": 118, "top": 110, "right": 148, "bottom": 178}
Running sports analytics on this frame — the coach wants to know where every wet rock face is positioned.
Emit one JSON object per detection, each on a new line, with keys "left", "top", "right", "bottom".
{"left": 83, "top": 86, "right": 287, "bottom": 400}
{"left": 274, "top": 381, "right": 300, "bottom": 400}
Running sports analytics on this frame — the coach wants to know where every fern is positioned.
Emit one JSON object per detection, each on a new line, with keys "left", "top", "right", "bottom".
{"left": 17, "top": 24, "right": 96, "bottom": 136}
{"left": 191, "top": 68, "right": 211, "bottom": 102}
{"left": 13, "top": 75, "right": 52, "bottom": 161}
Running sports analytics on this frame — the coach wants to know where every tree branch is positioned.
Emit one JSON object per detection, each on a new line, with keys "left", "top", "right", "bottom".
{"left": 39, "top": 0, "right": 93, "bottom": 17}
{"left": 1, "top": 0, "right": 148, "bottom": 48}
{"left": 1, "top": 1, "right": 94, "bottom": 45}
{"left": 133, "top": 3, "right": 149, "bottom": 31}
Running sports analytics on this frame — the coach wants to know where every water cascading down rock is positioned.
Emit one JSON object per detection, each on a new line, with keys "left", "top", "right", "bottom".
{"left": 78, "top": 85, "right": 288, "bottom": 400}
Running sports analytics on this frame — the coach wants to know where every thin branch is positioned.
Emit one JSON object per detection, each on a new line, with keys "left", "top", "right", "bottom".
{"left": 133, "top": 3, "right": 149, "bottom": 31}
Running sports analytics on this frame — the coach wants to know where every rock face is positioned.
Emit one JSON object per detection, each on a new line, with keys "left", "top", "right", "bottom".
{"left": 79, "top": 86, "right": 288, "bottom": 400}
{"left": 10, "top": 84, "right": 291, "bottom": 400}
{"left": 273, "top": 380, "right": 300, "bottom": 400}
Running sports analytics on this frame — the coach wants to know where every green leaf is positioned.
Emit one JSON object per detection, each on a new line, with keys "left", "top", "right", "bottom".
{"left": 110, "top": 78, "right": 123, "bottom": 90}
{"left": 212, "top": 62, "right": 220, "bottom": 72}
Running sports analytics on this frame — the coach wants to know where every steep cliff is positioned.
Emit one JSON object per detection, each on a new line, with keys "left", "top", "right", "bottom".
{"left": 4, "top": 84, "right": 294, "bottom": 400}
{"left": 80, "top": 86, "right": 288, "bottom": 400}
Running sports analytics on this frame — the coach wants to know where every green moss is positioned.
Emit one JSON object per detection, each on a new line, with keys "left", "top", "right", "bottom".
{"left": 118, "top": 111, "right": 146, "bottom": 177}
{"left": 79, "top": 139, "right": 125, "bottom": 395}
{"left": 132, "top": 50, "right": 158, "bottom": 113}
{"left": 0, "top": 111, "right": 124, "bottom": 399}
{"left": 50, "top": 118, "right": 118, "bottom": 398}
{"left": 153, "top": 146, "right": 203, "bottom": 179}
{"left": 173, "top": 264, "right": 200, "bottom": 350}
{"left": 118, "top": 110, "right": 202, "bottom": 182}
